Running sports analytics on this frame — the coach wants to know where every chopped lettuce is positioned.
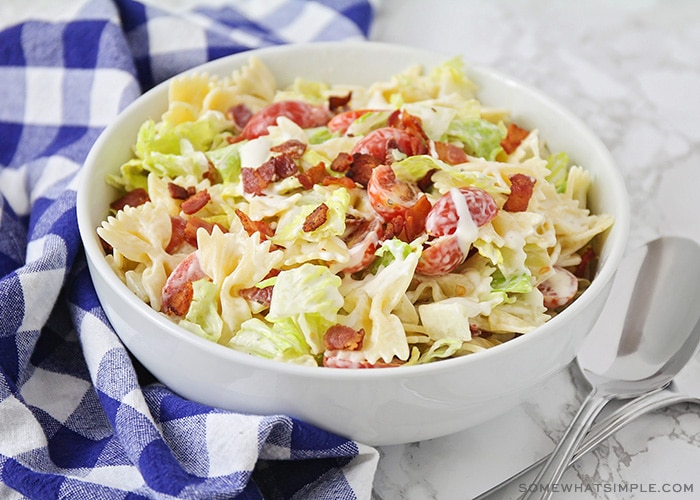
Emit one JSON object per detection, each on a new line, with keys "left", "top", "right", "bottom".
{"left": 205, "top": 142, "right": 243, "bottom": 183}
{"left": 227, "top": 317, "right": 315, "bottom": 364}
{"left": 180, "top": 279, "right": 224, "bottom": 343}
{"left": 546, "top": 151, "right": 569, "bottom": 193}
{"left": 444, "top": 118, "right": 506, "bottom": 160}
{"left": 272, "top": 187, "right": 350, "bottom": 245}
{"left": 266, "top": 263, "right": 344, "bottom": 353}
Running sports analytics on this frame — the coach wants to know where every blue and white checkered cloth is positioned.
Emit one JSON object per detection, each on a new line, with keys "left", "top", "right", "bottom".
{"left": 0, "top": 1, "right": 379, "bottom": 498}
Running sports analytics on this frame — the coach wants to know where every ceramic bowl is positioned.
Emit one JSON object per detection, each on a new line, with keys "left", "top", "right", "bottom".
{"left": 77, "top": 41, "right": 629, "bottom": 446}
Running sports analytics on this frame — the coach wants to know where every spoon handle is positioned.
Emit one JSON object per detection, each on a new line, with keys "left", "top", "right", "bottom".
{"left": 520, "top": 389, "right": 611, "bottom": 500}
{"left": 474, "top": 387, "right": 687, "bottom": 499}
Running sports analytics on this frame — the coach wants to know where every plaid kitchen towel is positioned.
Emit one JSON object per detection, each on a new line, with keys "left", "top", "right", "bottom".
{"left": 0, "top": 0, "right": 379, "bottom": 498}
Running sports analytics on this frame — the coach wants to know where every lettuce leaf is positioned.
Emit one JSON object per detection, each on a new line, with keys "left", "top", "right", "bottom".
{"left": 444, "top": 118, "right": 506, "bottom": 160}
{"left": 266, "top": 263, "right": 344, "bottom": 353}
{"left": 546, "top": 151, "right": 569, "bottom": 193}
{"left": 227, "top": 317, "right": 316, "bottom": 364}
{"left": 180, "top": 279, "right": 224, "bottom": 343}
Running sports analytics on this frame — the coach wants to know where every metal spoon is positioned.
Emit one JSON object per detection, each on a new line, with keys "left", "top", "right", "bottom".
{"left": 474, "top": 353, "right": 700, "bottom": 499}
{"left": 520, "top": 236, "right": 700, "bottom": 500}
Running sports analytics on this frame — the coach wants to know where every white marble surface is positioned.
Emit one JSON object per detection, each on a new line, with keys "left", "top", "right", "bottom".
{"left": 368, "top": 1, "right": 700, "bottom": 498}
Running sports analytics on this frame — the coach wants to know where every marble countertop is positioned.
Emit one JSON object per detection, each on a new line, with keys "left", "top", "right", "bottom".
{"left": 368, "top": 1, "right": 700, "bottom": 498}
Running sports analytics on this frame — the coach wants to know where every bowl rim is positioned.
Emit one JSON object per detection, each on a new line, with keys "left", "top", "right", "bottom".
{"left": 76, "top": 40, "right": 630, "bottom": 381}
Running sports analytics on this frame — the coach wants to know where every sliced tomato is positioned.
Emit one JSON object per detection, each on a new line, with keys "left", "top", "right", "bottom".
{"left": 240, "top": 100, "right": 330, "bottom": 140}
{"left": 367, "top": 164, "right": 424, "bottom": 220}
{"left": 425, "top": 187, "right": 498, "bottom": 237}
{"left": 350, "top": 127, "right": 426, "bottom": 162}
{"left": 538, "top": 266, "right": 579, "bottom": 309}
{"left": 327, "top": 109, "right": 376, "bottom": 133}
{"left": 416, "top": 234, "right": 467, "bottom": 275}
{"left": 342, "top": 217, "right": 384, "bottom": 273}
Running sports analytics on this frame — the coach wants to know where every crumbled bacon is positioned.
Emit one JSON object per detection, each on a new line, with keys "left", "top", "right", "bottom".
{"left": 328, "top": 91, "right": 352, "bottom": 112}
{"left": 345, "top": 153, "right": 380, "bottom": 187}
{"left": 295, "top": 163, "right": 323, "bottom": 189}
{"left": 165, "top": 216, "right": 188, "bottom": 254}
{"left": 110, "top": 188, "right": 150, "bottom": 211}
{"left": 434, "top": 141, "right": 468, "bottom": 165}
{"left": 402, "top": 194, "right": 431, "bottom": 242}
{"left": 503, "top": 173, "right": 536, "bottom": 212}
{"left": 181, "top": 190, "right": 211, "bottom": 215}
{"left": 162, "top": 282, "right": 194, "bottom": 316}
{"left": 575, "top": 246, "right": 597, "bottom": 279}
{"left": 241, "top": 167, "right": 269, "bottom": 195}
{"left": 302, "top": 203, "right": 329, "bottom": 232}
{"left": 416, "top": 169, "right": 436, "bottom": 192}
{"left": 388, "top": 109, "right": 430, "bottom": 142}
{"left": 235, "top": 208, "right": 274, "bottom": 239}
{"left": 330, "top": 151, "right": 353, "bottom": 173}
{"left": 501, "top": 122, "right": 530, "bottom": 154}
{"left": 324, "top": 324, "right": 365, "bottom": 351}
{"left": 227, "top": 103, "right": 253, "bottom": 129}
{"left": 242, "top": 153, "right": 300, "bottom": 194}
{"left": 184, "top": 216, "right": 226, "bottom": 247}
{"left": 203, "top": 161, "right": 222, "bottom": 185}
{"left": 168, "top": 182, "right": 195, "bottom": 200}
{"left": 239, "top": 285, "right": 273, "bottom": 306}
{"left": 270, "top": 139, "right": 307, "bottom": 159}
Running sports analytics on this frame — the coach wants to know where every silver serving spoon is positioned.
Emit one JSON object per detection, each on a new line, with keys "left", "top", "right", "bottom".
{"left": 520, "top": 236, "right": 700, "bottom": 500}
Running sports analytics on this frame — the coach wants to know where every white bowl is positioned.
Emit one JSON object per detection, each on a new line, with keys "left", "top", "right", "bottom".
{"left": 77, "top": 41, "right": 629, "bottom": 446}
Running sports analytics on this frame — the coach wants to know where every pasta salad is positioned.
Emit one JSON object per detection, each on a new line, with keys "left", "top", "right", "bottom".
{"left": 97, "top": 57, "right": 614, "bottom": 368}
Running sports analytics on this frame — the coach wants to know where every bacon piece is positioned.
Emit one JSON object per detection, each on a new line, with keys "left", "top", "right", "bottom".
{"left": 181, "top": 190, "right": 210, "bottom": 215}
{"left": 575, "top": 246, "right": 597, "bottom": 279}
{"left": 227, "top": 103, "right": 253, "bottom": 129}
{"left": 434, "top": 141, "right": 468, "bottom": 165}
{"left": 324, "top": 324, "right": 365, "bottom": 351}
{"left": 235, "top": 209, "right": 274, "bottom": 239}
{"left": 328, "top": 92, "right": 352, "bottom": 112}
{"left": 162, "top": 253, "right": 206, "bottom": 316}
{"left": 346, "top": 153, "right": 380, "bottom": 187}
{"left": 330, "top": 151, "right": 353, "bottom": 173}
{"left": 388, "top": 110, "right": 430, "bottom": 143}
{"left": 296, "top": 163, "right": 328, "bottom": 190}
{"left": 270, "top": 139, "right": 307, "bottom": 160}
{"left": 303, "top": 203, "right": 329, "bottom": 232}
{"left": 503, "top": 173, "right": 536, "bottom": 212}
{"left": 203, "top": 161, "right": 223, "bottom": 185}
{"left": 501, "top": 123, "right": 530, "bottom": 154}
{"left": 242, "top": 153, "right": 300, "bottom": 195}
{"left": 168, "top": 182, "right": 195, "bottom": 200}
{"left": 403, "top": 194, "right": 431, "bottom": 242}
{"left": 184, "top": 216, "right": 226, "bottom": 247}
{"left": 239, "top": 285, "right": 273, "bottom": 307}
{"left": 270, "top": 154, "right": 299, "bottom": 179}
{"left": 166, "top": 216, "right": 188, "bottom": 254}
{"left": 110, "top": 188, "right": 150, "bottom": 211}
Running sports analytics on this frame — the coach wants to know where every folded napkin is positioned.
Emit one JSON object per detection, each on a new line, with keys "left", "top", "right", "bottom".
{"left": 0, "top": 1, "right": 379, "bottom": 498}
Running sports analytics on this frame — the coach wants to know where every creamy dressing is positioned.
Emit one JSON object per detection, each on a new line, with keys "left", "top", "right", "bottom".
{"left": 449, "top": 187, "right": 479, "bottom": 250}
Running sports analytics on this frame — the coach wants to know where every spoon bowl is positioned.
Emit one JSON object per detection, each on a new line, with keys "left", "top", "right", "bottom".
{"left": 522, "top": 236, "right": 700, "bottom": 500}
